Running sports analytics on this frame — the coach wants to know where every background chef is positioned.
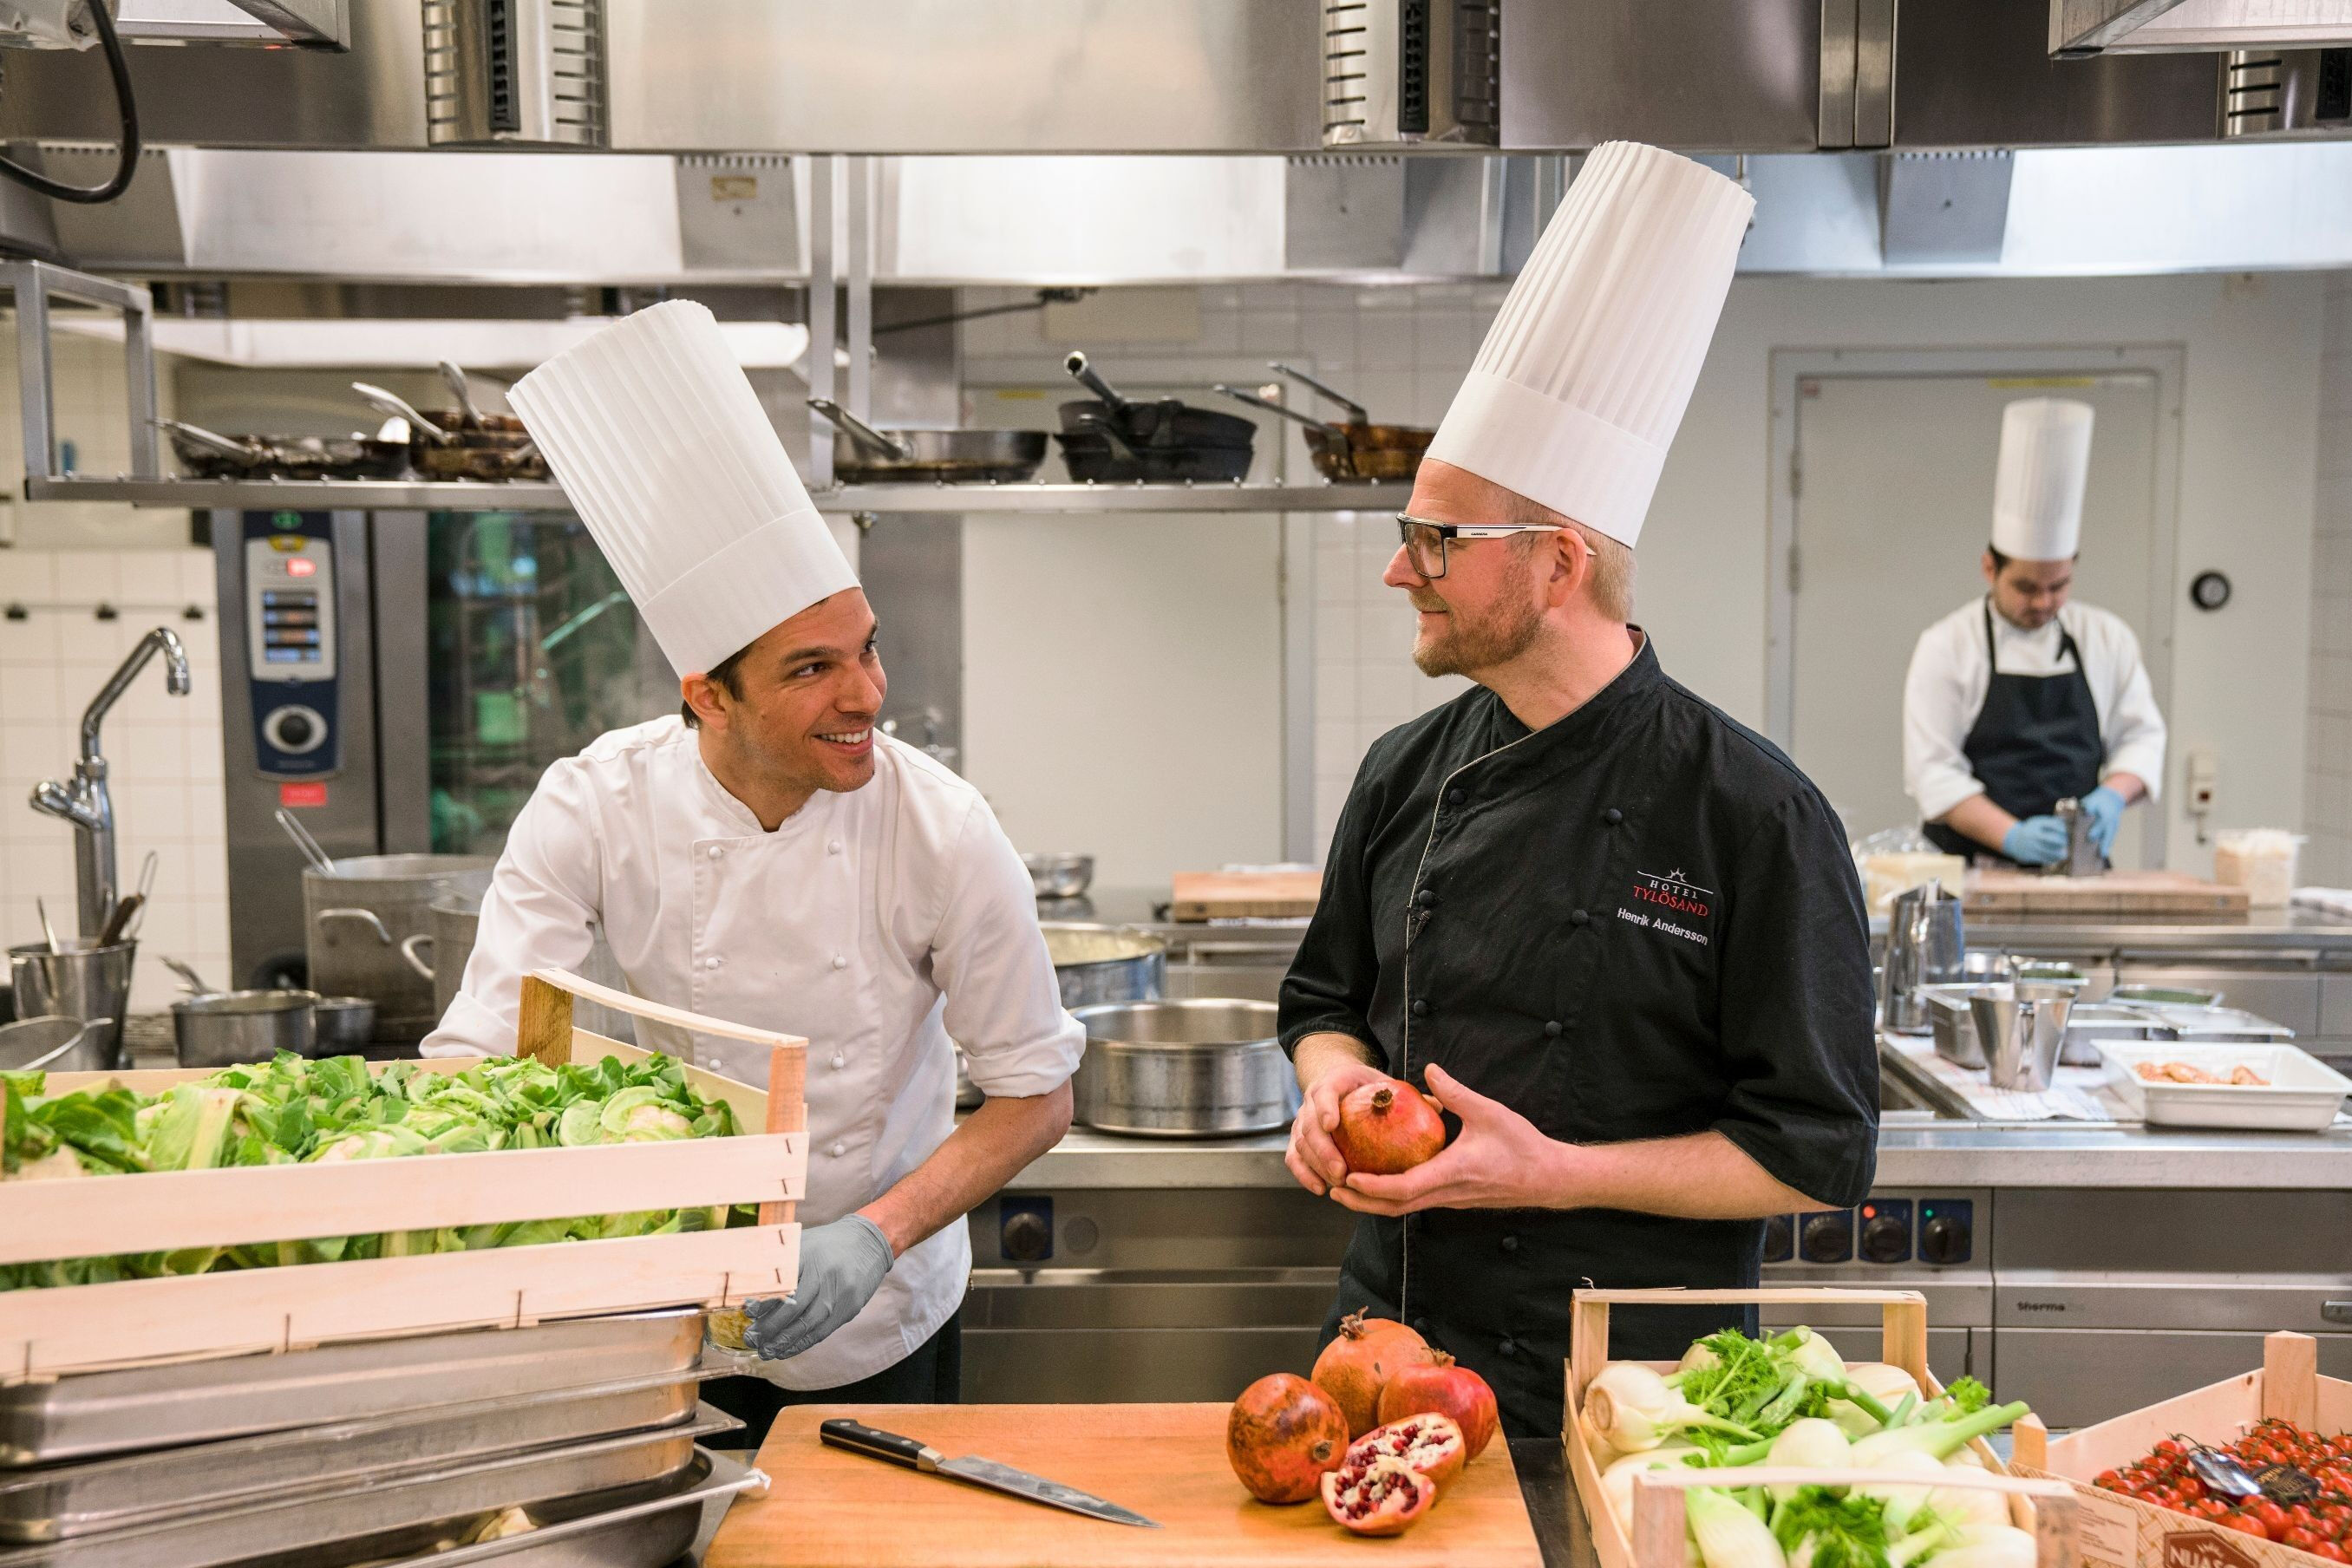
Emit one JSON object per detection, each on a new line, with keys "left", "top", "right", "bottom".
{"left": 1903, "top": 397, "right": 2168, "bottom": 867}
{"left": 1278, "top": 142, "right": 1880, "bottom": 1443}
{"left": 422, "top": 302, "right": 1083, "bottom": 1444}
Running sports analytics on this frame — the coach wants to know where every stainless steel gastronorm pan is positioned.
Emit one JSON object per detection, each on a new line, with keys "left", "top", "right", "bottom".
{"left": 0, "top": 1371, "right": 702, "bottom": 1541}
{"left": 0, "top": 1310, "right": 703, "bottom": 1467}
{"left": 0, "top": 1408, "right": 734, "bottom": 1568}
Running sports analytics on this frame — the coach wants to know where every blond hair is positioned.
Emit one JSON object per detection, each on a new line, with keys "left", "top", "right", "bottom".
{"left": 1506, "top": 494, "right": 1637, "bottom": 622}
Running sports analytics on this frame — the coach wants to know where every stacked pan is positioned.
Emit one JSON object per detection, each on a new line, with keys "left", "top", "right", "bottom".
{"left": 1054, "top": 351, "right": 1258, "bottom": 483}
{"left": 0, "top": 1310, "right": 763, "bottom": 1568}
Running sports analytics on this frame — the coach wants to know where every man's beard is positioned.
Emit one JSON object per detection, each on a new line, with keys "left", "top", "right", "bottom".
{"left": 1410, "top": 576, "right": 1544, "bottom": 678}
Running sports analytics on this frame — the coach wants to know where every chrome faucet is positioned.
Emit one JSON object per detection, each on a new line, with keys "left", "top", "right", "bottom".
{"left": 30, "top": 626, "right": 191, "bottom": 940}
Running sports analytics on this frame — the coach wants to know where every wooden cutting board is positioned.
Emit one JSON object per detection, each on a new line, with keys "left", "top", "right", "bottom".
{"left": 1170, "top": 870, "right": 1322, "bottom": 921}
{"left": 1965, "top": 868, "right": 2251, "bottom": 917}
{"left": 708, "top": 1403, "right": 1543, "bottom": 1568}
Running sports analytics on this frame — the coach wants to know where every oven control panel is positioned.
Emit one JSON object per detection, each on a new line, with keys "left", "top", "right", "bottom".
{"left": 242, "top": 511, "right": 341, "bottom": 780}
{"left": 1765, "top": 1192, "right": 1980, "bottom": 1268}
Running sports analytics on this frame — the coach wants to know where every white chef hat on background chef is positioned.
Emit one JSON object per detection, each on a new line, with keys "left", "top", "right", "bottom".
{"left": 1989, "top": 396, "right": 2095, "bottom": 562}
{"left": 1424, "top": 140, "right": 1754, "bottom": 549}
{"left": 508, "top": 300, "right": 857, "bottom": 677}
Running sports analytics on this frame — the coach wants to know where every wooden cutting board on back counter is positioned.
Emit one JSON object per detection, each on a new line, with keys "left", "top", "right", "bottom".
{"left": 709, "top": 1403, "right": 1544, "bottom": 1568}
{"left": 1966, "top": 868, "right": 2251, "bottom": 917}
{"left": 1170, "top": 869, "right": 1322, "bottom": 921}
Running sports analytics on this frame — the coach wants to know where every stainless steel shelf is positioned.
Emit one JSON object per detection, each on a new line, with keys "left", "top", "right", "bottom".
{"left": 24, "top": 475, "right": 1414, "bottom": 515}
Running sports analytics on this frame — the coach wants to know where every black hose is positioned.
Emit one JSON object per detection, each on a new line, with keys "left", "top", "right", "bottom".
{"left": 0, "top": 0, "right": 140, "bottom": 205}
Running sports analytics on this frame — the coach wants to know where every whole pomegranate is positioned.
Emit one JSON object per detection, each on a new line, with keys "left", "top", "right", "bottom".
{"left": 1347, "top": 1412, "right": 1467, "bottom": 1492}
{"left": 1377, "top": 1351, "right": 1499, "bottom": 1460}
{"left": 1225, "top": 1373, "right": 1349, "bottom": 1505}
{"left": 1333, "top": 1077, "right": 1447, "bottom": 1174}
{"left": 1322, "top": 1455, "right": 1435, "bottom": 1536}
{"left": 1311, "top": 1311, "right": 1434, "bottom": 1438}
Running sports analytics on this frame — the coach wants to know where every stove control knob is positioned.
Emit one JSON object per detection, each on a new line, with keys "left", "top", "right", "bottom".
{"left": 1000, "top": 1209, "right": 1053, "bottom": 1264}
{"left": 1762, "top": 1214, "right": 1794, "bottom": 1264}
{"left": 1860, "top": 1212, "right": 1911, "bottom": 1264}
{"left": 1800, "top": 1212, "right": 1853, "bottom": 1264}
{"left": 1919, "top": 1213, "right": 1972, "bottom": 1266}
{"left": 264, "top": 704, "right": 327, "bottom": 755}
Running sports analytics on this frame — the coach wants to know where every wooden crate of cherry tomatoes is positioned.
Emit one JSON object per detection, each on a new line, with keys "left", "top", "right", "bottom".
{"left": 2013, "top": 1333, "right": 2352, "bottom": 1568}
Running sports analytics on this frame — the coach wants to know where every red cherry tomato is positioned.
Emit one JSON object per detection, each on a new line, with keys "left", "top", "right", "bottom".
{"left": 2256, "top": 1503, "right": 2296, "bottom": 1535}
{"left": 2313, "top": 1542, "right": 2349, "bottom": 1563}
{"left": 2282, "top": 1527, "right": 2328, "bottom": 1553}
{"left": 2222, "top": 1512, "right": 2271, "bottom": 1539}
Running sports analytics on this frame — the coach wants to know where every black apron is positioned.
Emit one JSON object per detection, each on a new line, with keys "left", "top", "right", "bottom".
{"left": 1923, "top": 602, "right": 2104, "bottom": 866}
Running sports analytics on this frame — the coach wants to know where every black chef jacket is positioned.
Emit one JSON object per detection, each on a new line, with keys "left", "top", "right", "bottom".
{"left": 1279, "top": 632, "right": 1878, "bottom": 1442}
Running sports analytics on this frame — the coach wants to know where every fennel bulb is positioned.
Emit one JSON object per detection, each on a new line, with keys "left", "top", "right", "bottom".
{"left": 1589, "top": 1363, "right": 1761, "bottom": 1452}
{"left": 1689, "top": 1486, "right": 1788, "bottom": 1568}
{"left": 1764, "top": 1419, "right": 1852, "bottom": 1500}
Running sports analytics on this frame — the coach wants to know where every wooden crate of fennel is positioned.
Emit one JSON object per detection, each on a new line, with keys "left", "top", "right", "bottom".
{"left": 0, "top": 968, "right": 807, "bottom": 1381}
{"left": 1569, "top": 1289, "right": 2074, "bottom": 1568}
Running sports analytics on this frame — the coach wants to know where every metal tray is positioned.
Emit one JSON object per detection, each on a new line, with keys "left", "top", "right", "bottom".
{"left": 0, "top": 1310, "right": 702, "bottom": 1467}
{"left": 0, "top": 1407, "right": 736, "bottom": 1568}
{"left": 0, "top": 1371, "right": 702, "bottom": 1542}
{"left": 293, "top": 1449, "right": 766, "bottom": 1568}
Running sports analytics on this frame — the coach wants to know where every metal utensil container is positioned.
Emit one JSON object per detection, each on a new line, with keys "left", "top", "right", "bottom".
{"left": 1878, "top": 881, "right": 1966, "bottom": 1033}
{"left": 1971, "top": 983, "right": 2076, "bottom": 1092}
{"left": 6, "top": 945, "right": 133, "bottom": 1072}
{"left": 1069, "top": 999, "right": 1296, "bottom": 1138}
{"left": 1042, "top": 924, "right": 1166, "bottom": 1009}
{"left": 0, "top": 1018, "right": 107, "bottom": 1075}
{"left": 304, "top": 856, "right": 493, "bottom": 1043}
{"left": 310, "top": 996, "right": 377, "bottom": 1053}
{"left": 1023, "top": 853, "right": 1094, "bottom": 900}
{"left": 171, "top": 989, "right": 318, "bottom": 1067}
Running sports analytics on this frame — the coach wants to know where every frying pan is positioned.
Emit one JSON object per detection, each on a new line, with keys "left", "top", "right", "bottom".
{"left": 350, "top": 379, "right": 550, "bottom": 480}
{"left": 1055, "top": 350, "right": 1256, "bottom": 484}
{"left": 1219, "top": 363, "right": 1434, "bottom": 482}
{"left": 157, "top": 418, "right": 410, "bottom": 481}
{"left": 807, "top": 398, "right": 1047, "bottom": 484}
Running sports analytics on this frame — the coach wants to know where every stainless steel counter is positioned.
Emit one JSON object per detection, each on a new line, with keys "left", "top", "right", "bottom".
{"left": 1013, "top": 1119, "right": 2352, "bottom": 1191}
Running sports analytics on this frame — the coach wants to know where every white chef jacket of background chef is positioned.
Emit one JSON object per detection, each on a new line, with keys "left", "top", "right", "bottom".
{"left": 422, "top": 719, "right": 1083, "bottom": 1390}
{"left": 1903, "top": 597, "right": 2168, "bottom": 824}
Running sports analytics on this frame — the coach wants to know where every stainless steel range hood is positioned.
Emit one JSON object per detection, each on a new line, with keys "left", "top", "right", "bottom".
{"left": 2053, "top": 0, "right": 2352, "bottom": 55}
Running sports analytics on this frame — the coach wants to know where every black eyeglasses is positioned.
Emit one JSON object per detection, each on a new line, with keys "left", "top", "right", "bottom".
{"left": 1395, "top": 513, "right": 1588, "bottom": 579}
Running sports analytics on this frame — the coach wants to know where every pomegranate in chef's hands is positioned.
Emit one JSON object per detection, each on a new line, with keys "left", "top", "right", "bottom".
{"left": 1311, "top": 1311, "right": 1434, "bottom": 1438}
{"left": 1321, "top": 1455, "right": 1436, "bottom": 1536}
{"left": 1332, "top": 1077, "right": 1447, "bottom": 1175}
{"left": 1347, "top": 1413, "right": 1467, "bottom": 1492}
{"left": 1225, "top": 1374, "right": 1350, "bottom": 1505}
{"left": 1376, "top": 1352, "right": 1499, "bottom": 1461}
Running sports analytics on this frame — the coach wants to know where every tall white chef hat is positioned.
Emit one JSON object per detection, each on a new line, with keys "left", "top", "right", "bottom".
{"left": 1425, "top": 141, "right": 1754, "bottom": 548}
{"left": 508, "top": 301, "right": 857, "bottom": 677}
{"left": 1989, "top": 396, "right": 2095, "bottom": 562}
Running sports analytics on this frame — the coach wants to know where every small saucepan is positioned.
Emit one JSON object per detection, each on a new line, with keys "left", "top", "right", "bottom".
{"left": 1217, "top": 363, "right": 1434, "bottom": 482}
{"left": 808, "top": 399, "right": 1048, "bottom": 485}
{"left": 162, "top": 957, "right": 328, "bottom": 1068}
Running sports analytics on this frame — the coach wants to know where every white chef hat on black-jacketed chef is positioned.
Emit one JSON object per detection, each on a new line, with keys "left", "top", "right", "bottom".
{"left": 507, "top": 300, "right": 858, "bottom": 677}
{"left": 1426, "top": 140, "right": 1755, "bottom": 548}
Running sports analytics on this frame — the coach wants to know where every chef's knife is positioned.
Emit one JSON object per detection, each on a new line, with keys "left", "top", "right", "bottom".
{"left": 817, "top": 1418, "right": 1160, "bottom": 1528}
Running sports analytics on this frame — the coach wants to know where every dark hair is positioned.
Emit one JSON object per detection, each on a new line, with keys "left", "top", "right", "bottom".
{"left": 679, "top": 644, "right": 751, "bottom": 728}
{"left": 1987, "top": 542, "right": 2009, "bottom": 573}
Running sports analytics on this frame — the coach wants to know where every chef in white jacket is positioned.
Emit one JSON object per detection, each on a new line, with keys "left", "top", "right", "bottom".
{"left": 1902, "top": 398, "right": 2166, "bottom": 866}
{"left": 422, "top": 302, "right": 1082, "bottom": 1441}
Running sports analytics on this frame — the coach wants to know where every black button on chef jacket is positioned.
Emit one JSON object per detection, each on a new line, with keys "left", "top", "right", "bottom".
{"left": 1278, "top": 632, "right": 1878, "bottom": 1442}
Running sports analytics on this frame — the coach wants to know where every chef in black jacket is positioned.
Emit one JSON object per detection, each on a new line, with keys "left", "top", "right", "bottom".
{"left": 1278, "top": 142, "right": 1880, "bottom": 1443}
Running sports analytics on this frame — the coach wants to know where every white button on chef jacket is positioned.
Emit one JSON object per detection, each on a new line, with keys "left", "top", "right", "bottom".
{"left": 423, "top": 718, "right": 1084, "bottom": 1391}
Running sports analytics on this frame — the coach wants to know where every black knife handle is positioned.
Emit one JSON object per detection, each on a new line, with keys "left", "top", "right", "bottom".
{"left": 820, "top": 1418, "right": 942, "bottom": 1472}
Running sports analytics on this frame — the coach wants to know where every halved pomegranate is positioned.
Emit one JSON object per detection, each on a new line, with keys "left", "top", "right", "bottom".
{"left": 1346, "top": 1412, "right": 1467, "bottom": 1492}
{"left": 1377, "top": 1353, "right": 1500, "bottom": 1460}
{"left": 1321, "top": 1455, "right": 1436, "bottom": 1536}
{"left": 1225, "top": 1373, "right": 1350, "bottom": 1505}
{"left": 1333, "top": 1077, "right": 1447, "bottom": 1174}
{"left": 1311, "top": 1311, "right": 1434, "bottom": 1438}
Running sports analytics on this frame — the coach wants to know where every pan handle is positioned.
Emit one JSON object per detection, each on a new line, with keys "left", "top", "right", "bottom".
{"left": 1063, "top": 350, "right": 1130, "bottom": 414}
{"left": 318, "top": 908, "right": 395, "bottom": 946}
{"left": 1074, "top": 412, "right": 1139, "bottom": 465}
{"left": 400, "top": 932, "right": 437, "bottom": 981}
{"left": 1269, "top": 362, "right": 1369, "bottom": 425}
{"left": 350, "top": 382, "right": 458, "bottom": 446}
{"left": 153, "top": 417, "right": 261, "bottom": 461}
{"left": 807, "top": 397, "right": 915, "bottom": 462}
{"left": 1212, "top": 385, "right": 1330, "bottom": 431}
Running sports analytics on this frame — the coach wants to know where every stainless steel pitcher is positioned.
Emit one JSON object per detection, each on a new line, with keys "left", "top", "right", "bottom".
{"left": 1878, "top": 879, "right": 1968, "bottom": 1034}
{"left": 1970, "top": 982, "right": 2076, "bottom": 1092}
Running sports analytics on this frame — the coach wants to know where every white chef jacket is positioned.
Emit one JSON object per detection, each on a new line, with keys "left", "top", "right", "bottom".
{"left": 1902, "top": 597, "right": 2168, "bottom": 824}
{"left": 422, "top": 718, "right": 1083, "bottom": 1390}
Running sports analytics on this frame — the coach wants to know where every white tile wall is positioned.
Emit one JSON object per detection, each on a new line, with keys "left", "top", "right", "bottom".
{"left": 959, "top": 283, "right": 1493, "bottom": 853}
{"left": 2307, "top": 271, "right": 2352, "bottom": 886}
{"left": 0, "top": 548, "right": 229, "bottom": 1012}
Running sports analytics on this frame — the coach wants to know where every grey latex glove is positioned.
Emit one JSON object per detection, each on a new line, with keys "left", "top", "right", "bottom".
{"left": 2002, "top": 814, "right": 2070, "bottom": 866}
{"left": 742, "top": 1214, "right": 894, "bottom": 1362}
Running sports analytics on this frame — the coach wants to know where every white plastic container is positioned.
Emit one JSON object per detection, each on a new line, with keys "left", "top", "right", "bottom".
{"left": 2213, "top": 828, "right": 2305, "bottom": 907}
{"left": 2099, "top": 1042, "right": 2351, "bottom": 1132}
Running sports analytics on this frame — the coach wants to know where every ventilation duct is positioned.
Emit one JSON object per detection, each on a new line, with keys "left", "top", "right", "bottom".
{"left": 423, "top": 0, "right": 607, "bottom": 147}
{"left": 1322, "top": 0, "right": 1499, "bottom": 148}
{"left": 2222, "top": 48, "right": 2352, "bottom": 134}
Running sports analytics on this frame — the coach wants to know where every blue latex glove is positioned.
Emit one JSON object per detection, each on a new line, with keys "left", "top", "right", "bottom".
{"left": 2003, "top": 814, "right": 2071, "bottom": 866}
{"left": 2081, "top": 786, "right": 2127, "bottom": 854}
{"left": 742, "top": 1214, "right": 893, "bottom": 1362}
